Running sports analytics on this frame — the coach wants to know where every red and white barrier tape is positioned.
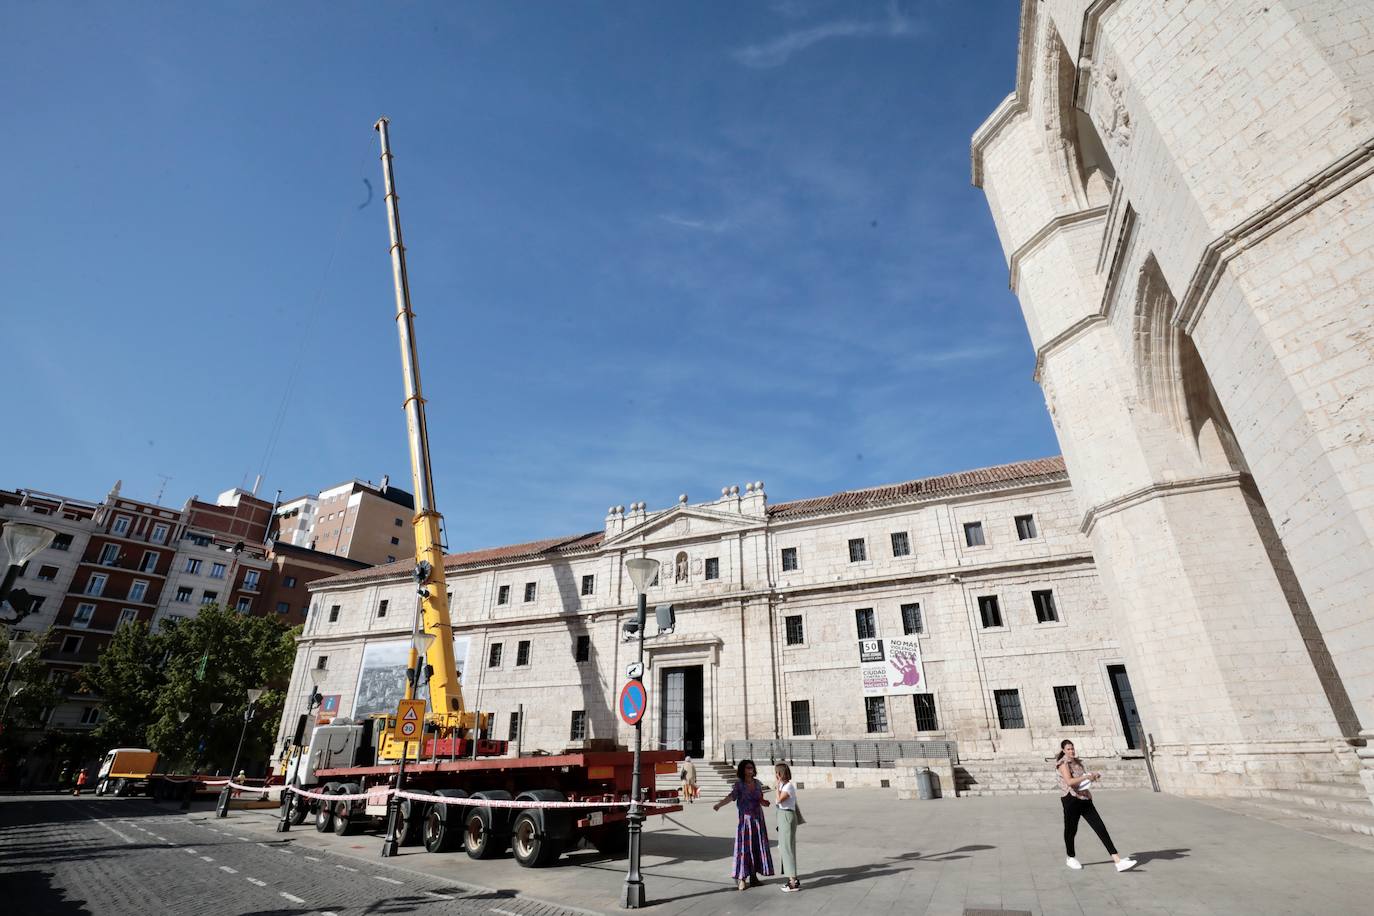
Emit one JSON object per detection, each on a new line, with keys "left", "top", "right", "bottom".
{"left": 224, "top": 781, "right": 272, "bottom": 795}
{"left": 270, "top": 783, "right": 679, "bottom": 810}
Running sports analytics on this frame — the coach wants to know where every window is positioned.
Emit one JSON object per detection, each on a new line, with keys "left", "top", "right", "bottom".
{"left": 1032, "top": 589, "right": 1058, "bottom": 623}
{"left": 848, "top": 538, "right": 867, "bottom": 562}
{"left": 235, "top": 597, "right": 252, "bottom": 612}
{"left": 176, "top": 586, "right": 193, "bottom": 602}
{"left": 276, "top": 602, "right": 291, "bottom": 614}
{"left": 284, "top": 575, "right": 297, "bottom": 588}
{"left": 53, "top": 533, "right": 73, "bottom": 551}
{"left": 890, "top": 532, "right": 911, "bottom": 557}
{"left": 508, "top": 711, "right": 521, "bottom": 741}
{"left": 151, "top": 524, "right": 169, "bottom": 544}
{"left": 210, "top": 562, "right": 227, "bottom": 579}
{"left": 112, "top": 515, "right": 130, "bottom": 535}
{"left": 901, "top": 602, "right": 923, "bottom": 635}
{"left": 1015, "top": 514, "right": 1038, "bottom": 540}
{"left": 60, "top": 635, "right": 82, "bottom": 655}
{"left": 99, "top": 543, "right": 120, "bottom": 566}
{"left": 516, "top": 640, "right": 531, "bottom": 666}
{"left": 781, "top": 547, "right": 798, "bottom": 572}
{"left": 1054, "top": 685, "right": 1085, "bottom": 726}
{"left": 200, "top": 590, "right": 217, "bottom": 605}
{"left": 497, "top": 585, "right": 510, "bottom": 605}
{"left": 575, "top": 635, "right": 590, "bottom": 662}
{"left": 569, "top": 710, "right": 587, "bottom": 741}
{"left": 328, "top": 605, "right": 340, "bottom": 622}
{"left": 28, "top": 596, "right": 45, "bottom": 614}
{"left": 244, "top": 570, "right": 260, "bottom": 590}
{"left": 80, "top": 706, "right": 101, "bottom": 726}
{"left": 390, "top": 536, "right": 400, "bottom": 545}
{"left": 913, "top": 693, "right": 939, "bottom": 731}
{"left": 162, "top": 615, "right": 186, "bottom": 629}
{"left": 187, "top": 534, "right": 210, "bottom": 547}
{"left": 581, "top": 575, "right": 595, "bottom": 596}
{"left": 790, "top": 700, "right": 812, "bottom": 736}
{"left": 855, "top": 608, "right": 876, "bottom": 640}
{"left": 73, "top": 603, "right": 95, "bottom": 627}
{"left": 864, "top": 696, "right": 889, "bottom": 733}
{"left": 704, "top": 557, "right": 719, "bottom": 581}
{"left": 85, "top": 573, "right": 106, "bottom": 597}
{"left": 37, "top": 565, "right": 59, "bottom": 581}
{"left": 394, "top": 518, "right": 403, "bottom": 527}
{"left": 994, "top": 689, "right": 1025, "bottom": 729}
{"left": 377, "top": 599, "right": 389, "bottom": 618}
{"left": 128, "top": 580, "right": 148, "bottom": 603}
{"left": 524, "top": 582, "right": 537, "bottom": 602}
{"left": 978, "top": 595, "right": 1003, "bottom": 628}
{"left": 315, "top": 655, "right": 329, "bottom": 670}
{"left": 784, "top": 615, "right": 805, "bottom": 646}
{"left": 964, "top": 522, "right": 985, "bottom": 547}
{"left": 184, "top": 558, "right": 202, "bottom": 574}
{"left": 118, "top": 608, "right": 138, "bottom": 628}
{"left": 140, "top": 551, "right": 159, "bottom": 572}
{"left": 488, "top": 643, "right": 503, "bottom": 668}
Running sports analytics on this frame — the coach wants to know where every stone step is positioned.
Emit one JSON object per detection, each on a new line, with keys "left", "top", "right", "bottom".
{"left": 1208, "top": 797, "right": 1374, "bottom": 851}
{"left": 1294, "top": 781, "right": 1370, "bottom": 801}
{"left": 1256, "top": 788, "right": 1374, "bottom": 821}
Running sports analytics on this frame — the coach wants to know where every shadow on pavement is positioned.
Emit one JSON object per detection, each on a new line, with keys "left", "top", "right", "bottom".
{"left": 2, "top": 867, "right": 92, "bottom": 914}
{"left": 1134, "top": 847, "right": 1191, "bottom": 864}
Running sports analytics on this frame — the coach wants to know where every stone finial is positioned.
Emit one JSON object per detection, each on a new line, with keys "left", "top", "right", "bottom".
{"left": 730, "top": 485, "right": 740, "bottom": 497}
{"left": 745, "top": 482, "right": 755, "bottom": 494}
{"left": 678, "top": 494, "right": 688, "bottom": 505}
{"left": 721, "top": 487, "right": 730, "bottom": 497}
{"left": 755, "top": 481, "right": 764, "bottom": 492}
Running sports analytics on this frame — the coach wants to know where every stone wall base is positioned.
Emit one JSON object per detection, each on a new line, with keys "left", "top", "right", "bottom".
{"left": 790, "top": 759, "right": 955, "bottom": 800}
{"left": 1151, "top": 737, "right": 1360, "bottom": 796}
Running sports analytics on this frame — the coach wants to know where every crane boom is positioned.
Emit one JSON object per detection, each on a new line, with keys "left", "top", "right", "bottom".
{"left": 373, "top": 117, "right": 466, "bottom": 727}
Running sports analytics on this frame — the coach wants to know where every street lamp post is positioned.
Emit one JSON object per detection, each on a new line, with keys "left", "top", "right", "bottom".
{"left": 382, "top": 630, "right": 435, "bottom": 858}
{"left": 620, "top": 556, "right": 659, "bottom": 909}
{"left": 1, "top": 523, "right": 58, "bottom": 624}
{"left": 218, "top": 687, "right": 265, "bottom": 817}
{"left": 277, "top": 666, "right": 325, "bottom": 833}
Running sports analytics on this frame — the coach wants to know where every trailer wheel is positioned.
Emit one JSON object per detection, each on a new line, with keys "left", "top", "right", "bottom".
{"left": 396, "top": 797, "right": 423, "bottom": 847}
{"left": 422, "top": 789, "right": 467, "bottom": 854}
{"left": 333, "top": 784, "right": 360, "bottom": 836}
{"left": 511, "top": 811, "right": 562, "bottom": 868}
{"left": 314, "top": 794, "right": 335, "bottom": 832}
{"left": 113, "top": 778, "right": 131, "bottom": 797}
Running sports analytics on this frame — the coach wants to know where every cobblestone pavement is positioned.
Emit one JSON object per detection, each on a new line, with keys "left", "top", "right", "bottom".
{"left": 0, "top": 793, "right": 592, "bottom": 916}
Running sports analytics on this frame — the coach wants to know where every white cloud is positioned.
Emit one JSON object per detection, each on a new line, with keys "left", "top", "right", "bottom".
{"left": 657, "top": 213, "right": 732, "bottom": 233}
{"left": 734, "top": 4, "right": 918, "bottom": 69}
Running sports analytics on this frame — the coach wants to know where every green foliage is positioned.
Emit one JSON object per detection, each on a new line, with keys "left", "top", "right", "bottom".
{"left": 83, "top": 606, "right": 298, "bottom": 774}
{"left": 1, "top": 629, "right": 65, "bottom": 731}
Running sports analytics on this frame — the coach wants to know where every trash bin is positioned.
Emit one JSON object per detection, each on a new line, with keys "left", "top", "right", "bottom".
{"left": 916, "top": 767, "right": 935, "bottom": 800}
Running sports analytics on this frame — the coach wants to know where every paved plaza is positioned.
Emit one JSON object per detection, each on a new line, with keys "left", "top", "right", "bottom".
{"left": 6, "top": 787, "right": 1372, "bottom": 915}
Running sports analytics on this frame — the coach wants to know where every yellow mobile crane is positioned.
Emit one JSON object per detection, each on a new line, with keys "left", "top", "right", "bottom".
{"left": 275, "top": 120, "right": 682, "bottom": 869}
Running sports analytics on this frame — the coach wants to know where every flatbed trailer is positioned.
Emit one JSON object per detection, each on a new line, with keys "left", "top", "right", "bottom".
{"left": 282, "top": 744, "right": 683, "bottom": 867}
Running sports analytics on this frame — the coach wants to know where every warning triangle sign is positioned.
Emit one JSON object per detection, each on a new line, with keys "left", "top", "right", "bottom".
{"left": 403, "top": 707, "right": 419, "bottom": 721}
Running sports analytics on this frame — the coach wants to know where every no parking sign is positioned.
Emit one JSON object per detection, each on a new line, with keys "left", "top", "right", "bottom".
{"left": 619, "top": 679, "right": 647, "bottom": 726}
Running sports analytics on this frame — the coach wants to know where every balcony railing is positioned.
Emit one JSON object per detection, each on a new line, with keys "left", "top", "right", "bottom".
{"left": 723, "top": 738, "right": 959, "bottom": 768}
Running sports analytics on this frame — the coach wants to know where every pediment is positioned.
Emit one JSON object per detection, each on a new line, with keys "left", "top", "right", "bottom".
{"left": 605, "top": 506, "right": 762, "bottom": 547}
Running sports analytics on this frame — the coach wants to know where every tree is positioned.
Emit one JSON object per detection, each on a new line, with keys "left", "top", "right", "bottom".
{"left": 84, "top": 607, "right": 298, "bottom": 775}
{"left": 0, "top": 629, "right": 67, "bottom": 783}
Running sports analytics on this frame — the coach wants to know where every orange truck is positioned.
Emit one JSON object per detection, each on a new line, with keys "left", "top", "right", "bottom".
{"left": 94, "top": 747, "right": 223, "bottom": 798}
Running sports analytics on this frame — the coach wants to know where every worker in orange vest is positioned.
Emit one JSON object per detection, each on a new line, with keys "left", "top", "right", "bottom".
{"left": 72, "top": 769, "right": 88, "bottom": 797}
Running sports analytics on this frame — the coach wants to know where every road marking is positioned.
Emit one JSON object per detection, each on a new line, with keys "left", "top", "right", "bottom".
{"left": 334, "top": 864, "right": 358, "bottom": 872}
{"left": 492, "top": 909, "right": 522, "bottom": 916}
{"left": 256, "top": 842, "right": 273, "bottom": 849}
{"left": 424, "top": 891, "right": 454, "bottom": 900}
{"left": 280, "top": 893, "right": 306, "bottom": 905}
{"left": 373, "top": 875, "right": 404, "bottom": 885}
{"left": 237, "top": 836, "right": 250, "bottom": 841}
{"left": 321, "top": 912, "right": 339, "bottom": 916}
{"left": 82, "top": 813, "right": 136, "bottom": 845}
{"left": 153, "top": 835, "right": 168, "bottom": 842}
{"left": 246, "top": 878, "right": 267, "bottom": 887}
{"left": 200, "top": 855, "right": 215, "bottom": 862}
{"left": 184, "top": 848, "right": 198, "bottom": 855}
{"left": 219, "top": 866, "right": 238, "bottom": 874}
{"left": 303, "top": 855, "right": 322, "bottom": 862}
{"left": 277, "top": 848, "right": 294, "bottom": 855}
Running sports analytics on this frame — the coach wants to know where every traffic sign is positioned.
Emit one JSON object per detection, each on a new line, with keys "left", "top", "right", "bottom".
{"left": 626, "top": 661, "right": 644, "bottom": 680}
{"left": 618, "top": 679, "right": 647, "bottom": 727}
{"left": 393, "top": 698, "right": 426, "bottom": 742}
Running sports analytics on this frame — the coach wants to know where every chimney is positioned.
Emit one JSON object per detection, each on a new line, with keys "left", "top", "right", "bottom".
{"left": 380, "top": 474, "right": 390, "bottom": 492}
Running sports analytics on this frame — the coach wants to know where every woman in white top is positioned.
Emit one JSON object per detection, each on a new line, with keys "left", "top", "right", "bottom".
{"left": 774, "top": 763, "right": 802, "bottom": 892}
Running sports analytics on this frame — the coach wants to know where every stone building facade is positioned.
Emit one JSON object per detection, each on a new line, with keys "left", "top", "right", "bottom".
{"left": 971, "top": 0, "right": 1374, "bottom": 804}
{"left": 278, "top": 458, "right": 1144, "bottom": 773}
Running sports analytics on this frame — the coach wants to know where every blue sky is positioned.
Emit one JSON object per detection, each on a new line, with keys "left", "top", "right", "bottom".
{"left": 1, "top": 1, "right": 1053, "bottom": 550}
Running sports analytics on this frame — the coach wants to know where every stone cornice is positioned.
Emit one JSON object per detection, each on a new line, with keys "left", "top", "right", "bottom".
{"left": 1079, "top": 472, "right": 1245, "bottom": 535}
{"left": 970, "top": 0, "right": 1038, "bottom": 187}
{"left": 1175, "top": 134, "right": 1374, "bottom": 333}
{"left": 1008, "top": 205, "right": 1109, "bottom": 293}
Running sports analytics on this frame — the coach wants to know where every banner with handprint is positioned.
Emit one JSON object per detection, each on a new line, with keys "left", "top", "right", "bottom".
{"left": 884, "top": 637, "right": 926, "bottom": 695}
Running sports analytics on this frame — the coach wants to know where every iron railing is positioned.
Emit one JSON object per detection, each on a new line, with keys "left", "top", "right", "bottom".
{"left": 723, "top": 739, "right": 958, "bottom": 768}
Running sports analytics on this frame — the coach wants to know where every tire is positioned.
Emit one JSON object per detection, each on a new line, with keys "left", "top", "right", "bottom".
{"left": 422, "top": 789, "right": 467, "bottom": 854}
{"left": 96, "top": 780, "right": 108, "bottom": 797}
{"left": 591, "top": 822, "right": 629, "bottom": 857}
{"left": 463, "top": 809, "right": 507, "bottom": 860}
{"left": 511, "top": 810, "right": 562, "bottom": 868}
{"left": 396, "top": 797, "right": 423, "bottom": 847}
{"left": 314, "top": 794, "right": 335, "bottom": 832}
{"left": 333, "top": 798, "right": 356, "bottom": 835}
{"left": 113, "top": 778, "right": 130, "bottom": 797}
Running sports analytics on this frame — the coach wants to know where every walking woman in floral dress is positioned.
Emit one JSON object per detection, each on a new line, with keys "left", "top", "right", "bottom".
{"left": 712, "top": 758, "right": 774, "bottom": 890}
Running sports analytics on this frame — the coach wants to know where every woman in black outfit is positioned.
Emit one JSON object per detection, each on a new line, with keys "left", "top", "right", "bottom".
{"left": 1056, "top": 739, "right": 1136, "bottom": 872}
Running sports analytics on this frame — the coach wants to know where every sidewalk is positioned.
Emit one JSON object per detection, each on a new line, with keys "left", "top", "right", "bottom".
{"left": 220, "top": 788, "right": 1374, "bottom": 915}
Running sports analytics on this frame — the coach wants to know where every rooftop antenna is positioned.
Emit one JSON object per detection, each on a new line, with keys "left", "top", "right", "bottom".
{"left": 154, "top": 474, "right": 172, "bottom": 505}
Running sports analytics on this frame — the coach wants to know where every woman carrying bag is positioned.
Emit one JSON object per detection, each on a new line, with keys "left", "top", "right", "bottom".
{"left": 774, "top": 763, "right": 803, "bottom": 892}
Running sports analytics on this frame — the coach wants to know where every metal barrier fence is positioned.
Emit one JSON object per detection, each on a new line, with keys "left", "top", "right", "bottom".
{"left": 723, "top": 739, "right": 958, "bottom": 768}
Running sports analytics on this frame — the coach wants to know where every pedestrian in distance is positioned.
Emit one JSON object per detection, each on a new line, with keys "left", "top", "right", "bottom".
{"left": 72, "top": 768, "right": 88, "bottom": 797}
{"left": 680, "top": 759, "right": 698, "bottom": 804}
{"left": 712, "top": 758, "right": 774, "bottom": 891}
{"left": 774, "top": 763, "right": 804, "bottom": 892}
{"left": 1056, "top": 739, "right": 1136, "bottom": 872}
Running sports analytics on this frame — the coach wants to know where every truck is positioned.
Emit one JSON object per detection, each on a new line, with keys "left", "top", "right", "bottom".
{"left": 93, "top": 747, "right": 229, "bottom": 800}
{"left": 273, "top": 118, "right": 683, "bottom": 867}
